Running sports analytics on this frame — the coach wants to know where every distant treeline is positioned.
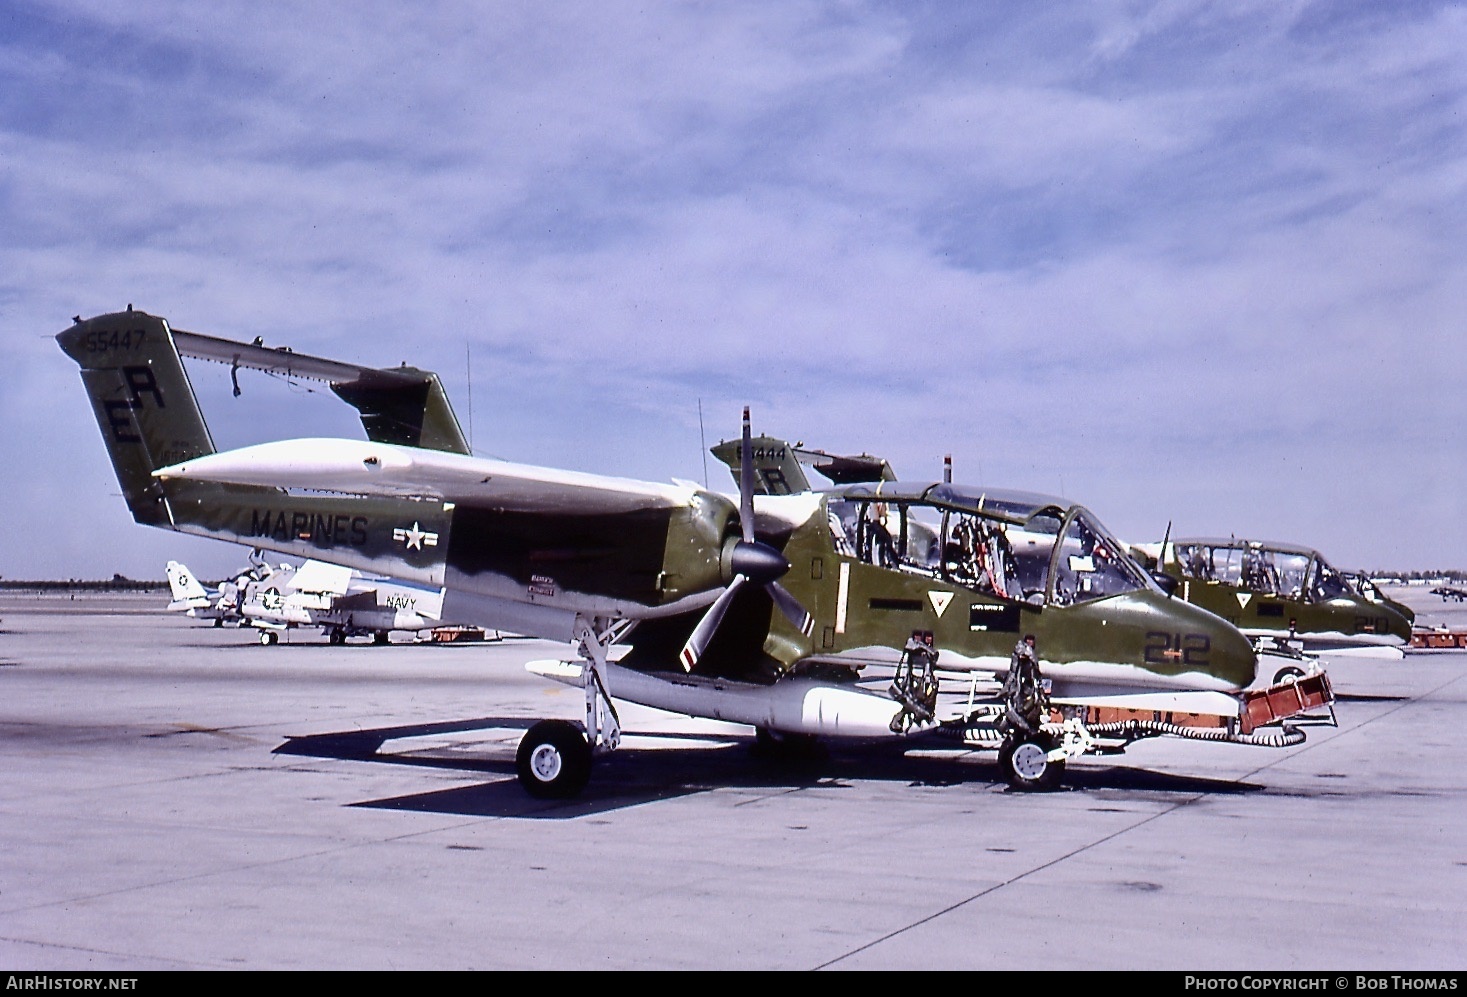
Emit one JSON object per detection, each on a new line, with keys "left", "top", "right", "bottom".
{"left": 1367, "top": 570, "right": 1467, "bottom": 582}
{"left": 0, "top": 576, "right": 166, "bottom": 592}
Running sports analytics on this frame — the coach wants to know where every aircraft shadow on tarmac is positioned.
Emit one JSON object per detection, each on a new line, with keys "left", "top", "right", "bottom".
{"left": 275, "top": 719, "right": 1264, "bottom": 819}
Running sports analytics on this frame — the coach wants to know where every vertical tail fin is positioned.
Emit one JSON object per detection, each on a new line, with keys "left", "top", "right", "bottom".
{"left": 709, "top": 433, "right": 897, "bottom": 495}
{"left": 330, "top": 368, "right": 471, "bottom": 455}
{"left": 709, "top": 433, "right": 814, "bottom": 495}
{"left": 168, "top": 328, "right": 471, "bottom": 455}
{"left": 165, "top": 560, "right": 214, "bottom": 612}
{"left": 56, "top": 309, "right": 217, "bottom": 527}
{"left": 166, "top": 560, "right": 210, "bottom": 602}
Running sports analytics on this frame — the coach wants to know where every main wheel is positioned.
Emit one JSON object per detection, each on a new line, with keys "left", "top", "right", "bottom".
{"left": 1272, "top": 665, "right": 1306, "bottom": 685}
{"left": 373, "top": 631, "right": 390, "bottom": 646}
{"left": 997, "top": 733, "right": 1064, "bottom": 791}
{"left": 328, "top": 629, "right": 346, "bottom": 646}
{"left": 516, "top": 720, "right": 592, "bottom": 799}
{"left": 259, "top": 629, "right": 279, "bottom": 646}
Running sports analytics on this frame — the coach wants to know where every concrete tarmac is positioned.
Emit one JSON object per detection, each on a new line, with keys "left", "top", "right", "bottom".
{"left": 0, "top": 586, "right": 1464, "bottom": 971}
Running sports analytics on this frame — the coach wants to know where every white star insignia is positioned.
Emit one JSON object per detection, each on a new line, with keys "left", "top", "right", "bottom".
{"left": 393, "top": 522, "right": 439, "bottom": 551}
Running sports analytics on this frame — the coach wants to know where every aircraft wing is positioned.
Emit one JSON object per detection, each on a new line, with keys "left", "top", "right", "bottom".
{"left": 154, "top": 438, "right": 703, "bottom": 514}
{"left": 289, "top": 559, "right": 356, "bottom": 595}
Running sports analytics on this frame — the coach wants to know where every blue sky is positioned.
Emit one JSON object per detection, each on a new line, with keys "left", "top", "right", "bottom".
{"left": 3, "top": 0, "right": 1464, "bottom": 581}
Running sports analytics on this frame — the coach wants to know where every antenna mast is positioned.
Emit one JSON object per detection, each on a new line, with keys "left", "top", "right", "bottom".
{"left": 698, "top": 398, "right": 709, "bottom": 488}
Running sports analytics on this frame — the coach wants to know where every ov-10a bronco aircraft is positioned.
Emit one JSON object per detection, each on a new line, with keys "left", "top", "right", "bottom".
{"left": 1132, "top": 536, "right": 1414, "bottom": 675}
{"left": 59, "top": 307, "right": 1331, "bottom": 798}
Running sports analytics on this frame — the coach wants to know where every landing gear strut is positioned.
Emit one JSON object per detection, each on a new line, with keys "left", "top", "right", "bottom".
{"left": 514, "top": 616, "right": 622, "bottom": 799}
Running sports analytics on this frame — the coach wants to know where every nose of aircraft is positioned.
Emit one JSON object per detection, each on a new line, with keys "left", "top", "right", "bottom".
{"left": 1074, "top": 589, "right": 1259, "bottom": 691}
{"left": 1174, "top": 597, "right": 1259, "bottom": 690}
{"left": 1120, "top": 589, "right": 1258, "bottom": 690}
{"left": 1383, "top": 603, "right": 1414, "bottom": 644}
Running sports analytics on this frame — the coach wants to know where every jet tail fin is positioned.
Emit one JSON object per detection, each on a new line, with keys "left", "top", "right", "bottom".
{"left": 165, "top": 560, "right": 212, "bottom": 608}
{"left": 56, "top": 309, "right": 221, "bottom": 527}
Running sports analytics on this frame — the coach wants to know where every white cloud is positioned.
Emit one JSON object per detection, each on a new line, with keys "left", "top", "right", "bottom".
{"left": 1, "top": 1, "right": 1463, "bottom": 578}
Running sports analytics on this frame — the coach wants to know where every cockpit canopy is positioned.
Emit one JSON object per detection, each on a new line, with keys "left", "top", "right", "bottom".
{"left": 825, "top": 483, "right": 1158, "bottom": 607}
{"left": 1169, "top": 537, "right": 1355, "bottom": 602}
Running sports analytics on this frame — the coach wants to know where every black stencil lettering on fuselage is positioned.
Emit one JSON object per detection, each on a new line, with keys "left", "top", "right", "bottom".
{"left": 250, "top": 509, "right": 368, "bottom": 547}
{"left": 869, "top": 598, "right": 923, "bottom": 612}
{"left": 1257, "top": 602, "right": 1286, "bottom": 617}
{"left": 969, "top": 603, "right": 1020, "bottom": 632}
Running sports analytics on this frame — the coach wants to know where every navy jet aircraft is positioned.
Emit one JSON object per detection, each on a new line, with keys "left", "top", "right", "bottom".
{"left": 231, "top": 557, "right": 451, "bottom": 645}
{"left": 59, "top": 308, "right": 1331, "bottom": 797}
{"left": 165, "top": 553, "right": 286, "bottom": 626}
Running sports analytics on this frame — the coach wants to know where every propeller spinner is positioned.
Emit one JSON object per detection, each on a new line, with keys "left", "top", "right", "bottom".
{"left": 679, "top": 407, "right": 814, "bottom": 671}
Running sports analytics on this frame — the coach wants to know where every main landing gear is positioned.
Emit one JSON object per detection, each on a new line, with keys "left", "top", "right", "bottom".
{"left": 514, "top": 617, "right": 622, "bottom": 800}
{"left": 996, "top": 731, "right": 1065, "bottom": 791}
{"left": 516, "top": 719, "right": 593, "bottom": 799}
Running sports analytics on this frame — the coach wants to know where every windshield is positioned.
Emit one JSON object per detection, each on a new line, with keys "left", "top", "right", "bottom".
{"left": 1175, "top": 542, "right": 1243, "bottom": 584}
{"left": 1274, "top": 551, "right": 1311, "bottom": 598}
{"left": 831, "top": 496, "right": 1149, "bottom": 606}
{"left": 1311, "top": 556, "right": 1355, "bottom": 601}
{"left": 1051, "top": 510, "right": 1152, "bottom": 605}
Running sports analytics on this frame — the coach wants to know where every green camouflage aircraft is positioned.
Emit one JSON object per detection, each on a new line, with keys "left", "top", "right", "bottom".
{"left": 59, "top": 308, "right": 1332, "bottom": 797}
{"left": 707, "top": 435, "right": 894, "bottom": 495}
{"left": 1132, "top": 537, "right": 1414, "bottom": 678}
{"left": 1341, "top": 571, "right": 1416, "bottom": 627}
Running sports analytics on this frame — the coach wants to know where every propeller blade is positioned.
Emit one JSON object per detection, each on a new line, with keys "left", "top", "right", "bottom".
{"left": 680, "top": 574, "right": 748, "bottom": 671}
{"left": 681, "top": 406, "right": 815, "bottom": 671}
{"left": 739, "top": 405, "right": 754, "bottom": 544}
{"left": 767, "top": 580, "right": 814, "bottom": 636}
